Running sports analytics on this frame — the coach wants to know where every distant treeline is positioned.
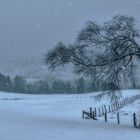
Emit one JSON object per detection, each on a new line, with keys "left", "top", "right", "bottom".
{"left": 0, "top": 73, "right": 101, "bottom": 94}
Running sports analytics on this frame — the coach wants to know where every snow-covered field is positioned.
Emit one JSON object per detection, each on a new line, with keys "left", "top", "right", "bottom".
{"left": 0, "top": 90, "right": 140, "bottom": 140}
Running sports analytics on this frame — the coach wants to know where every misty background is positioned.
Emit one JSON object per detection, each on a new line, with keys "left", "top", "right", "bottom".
{"left": 0, "top": 0, "right": 140, "bottom": 80}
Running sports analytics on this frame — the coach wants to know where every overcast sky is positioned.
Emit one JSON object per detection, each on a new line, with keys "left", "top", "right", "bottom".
{"left": 0, "top": 0, "right": 140, "bottom": 79}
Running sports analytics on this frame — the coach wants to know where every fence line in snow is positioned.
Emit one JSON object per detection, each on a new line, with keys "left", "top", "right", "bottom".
{"left": 82, "top": 94, "right": 140, "bottom": 128}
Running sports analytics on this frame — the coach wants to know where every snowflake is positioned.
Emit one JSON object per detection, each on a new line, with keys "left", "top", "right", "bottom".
{"left": 36, "top": 24, "right": 40, "bottom": 29}
{"left": 68, "top": 3, "right": 72, "bottom": 7}
{"left": 115, "top": 10, "right": 118, "bottom": 15}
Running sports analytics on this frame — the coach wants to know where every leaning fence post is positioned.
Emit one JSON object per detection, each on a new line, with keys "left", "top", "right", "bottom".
{"left": 133, "top": 113, "right": 136, "bottom": 127}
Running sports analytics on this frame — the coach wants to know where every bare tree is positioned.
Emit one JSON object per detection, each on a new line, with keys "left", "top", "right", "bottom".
{"left": 45, "top": 15, "right": 140, "bottom": 101}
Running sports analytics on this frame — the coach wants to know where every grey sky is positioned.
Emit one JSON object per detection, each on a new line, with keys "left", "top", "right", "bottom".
{"left": 0, "top": 0, "right": 140, "bottom": 79}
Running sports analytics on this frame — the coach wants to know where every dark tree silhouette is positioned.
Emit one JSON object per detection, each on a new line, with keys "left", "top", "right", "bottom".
{"left": 45, "top": 15, "right": 140, "bottom": 99}
{"left": 76, "top": 77, "right": 86, "bottom": 93}
{"left": 13, "top": 76, "right": 26, "bottom": 93}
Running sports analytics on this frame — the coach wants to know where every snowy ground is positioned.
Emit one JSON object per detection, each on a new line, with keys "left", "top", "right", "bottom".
{"left": 0, "top": 90, "right": 140, "bottom": 140}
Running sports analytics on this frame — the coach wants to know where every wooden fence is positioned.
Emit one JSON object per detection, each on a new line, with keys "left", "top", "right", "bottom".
{"left": 0, "top": 98, "right": 27, "bottom": 101}
{"left": 82, "top": 95, "right": 140, "bottom": 128}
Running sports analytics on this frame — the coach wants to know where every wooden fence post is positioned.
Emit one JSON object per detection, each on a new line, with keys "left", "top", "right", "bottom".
{"left": 133, "top": 113, "right": 137, "bottom": 127}
{"left": 120, "top": 102, "right": 122, "bottom": 108}
{"left": 117, "top": 113, "right": 120, "bottom": 124}
{"left": 105, "top": 113, "right": 107, "bottom": 122}
{"left": 104, "top": 105, "right": 107, "bottom": 114}
{"left": 109, "top": 105, "right": 111, "bottom": 113}
{"left": 94, "top": 107, "right": 97, "bottom": 117}
{"left": 102, "top": 105, "right": 104, "bottom": 115}
{"left": 99, "top": 107, "right": 101, "bottom": 116}
{"left": 90, "top": 107, "right": 92, "bottom": 116}
{"left": 119, "top": 102, "right": 121, "bottom": 108}
{"left": 116, "top": 103, "right": 118, "bottom": 110}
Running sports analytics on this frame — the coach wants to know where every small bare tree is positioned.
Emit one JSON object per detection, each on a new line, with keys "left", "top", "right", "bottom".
{"left": 45, "top": 15, "right": 140, "bottom": 101}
